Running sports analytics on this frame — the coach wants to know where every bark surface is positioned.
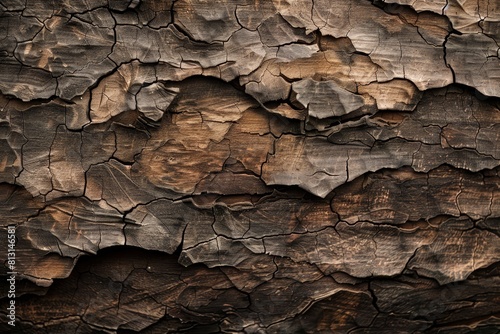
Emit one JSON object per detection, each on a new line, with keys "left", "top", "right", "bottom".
{"left": 0, "top": 0, "right": 499, "bottom": 333}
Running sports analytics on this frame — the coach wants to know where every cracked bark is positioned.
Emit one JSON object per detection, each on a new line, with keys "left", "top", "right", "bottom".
{"left": 1, "top": 0, "right": 499, "bottom": 333}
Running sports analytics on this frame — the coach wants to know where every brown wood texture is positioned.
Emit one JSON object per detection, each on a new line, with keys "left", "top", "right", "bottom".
{"left": 0, "top": 0, "right": 499, "bottom": 333}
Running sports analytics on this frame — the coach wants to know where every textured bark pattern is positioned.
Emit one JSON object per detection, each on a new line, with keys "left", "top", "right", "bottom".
{"left": 0, "top": 0, "right": 499, "bottom": 332}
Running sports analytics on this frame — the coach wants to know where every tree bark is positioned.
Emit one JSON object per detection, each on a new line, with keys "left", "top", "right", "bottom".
{"left": 0, "top": 0, "right": 499, "bottom": 333}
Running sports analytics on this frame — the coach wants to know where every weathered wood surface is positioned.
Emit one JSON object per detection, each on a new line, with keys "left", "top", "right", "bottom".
{"left": 0, "top": 0, "right": 499, "bottom": 332}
